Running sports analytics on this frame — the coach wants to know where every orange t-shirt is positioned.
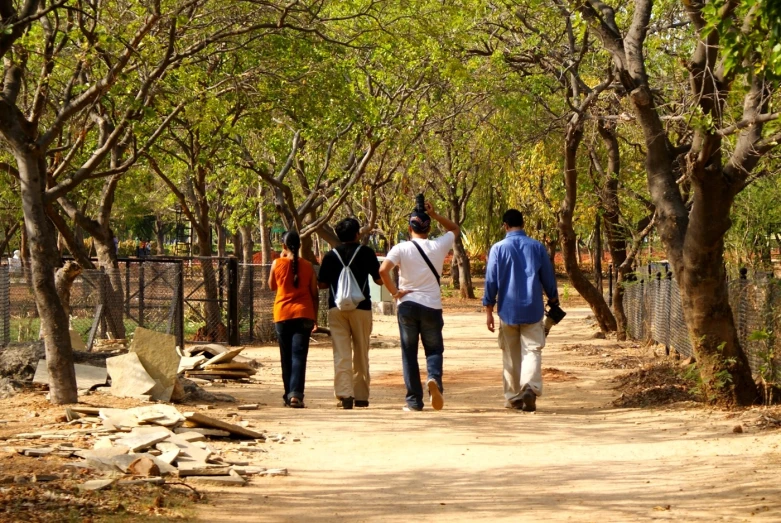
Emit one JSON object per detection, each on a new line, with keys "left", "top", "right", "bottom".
{"left": 272, "top": 257, "right": 316, "bottom": 323}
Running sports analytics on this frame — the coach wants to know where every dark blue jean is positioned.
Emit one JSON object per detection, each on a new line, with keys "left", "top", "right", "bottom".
{"left": 275, "top": 318, "right": 314, "bottom": 403}
{"left": 397, "top": 301, "right": 444, "bottom": 409}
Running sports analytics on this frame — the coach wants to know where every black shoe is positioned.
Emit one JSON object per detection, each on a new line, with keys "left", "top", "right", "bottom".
{"left": 354, "top": 400, "right": 369, "bottom": 408}
{"left": 521, "top": 388, "right": 537, "bottom": 412}
{"left": 338, "top": 397, "right": 354, "bottom": 409}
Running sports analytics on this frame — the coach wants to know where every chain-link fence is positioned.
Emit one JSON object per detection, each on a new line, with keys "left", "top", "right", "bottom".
{"left": 6, "top": 261, "right": 184, "bottom": 349}
{"left": 622, "top": 270, "right": 781, "bottom": 381}
{"left": 0, "top": 264, "right": 9, "bottom": 347}
{"left": 237, "top": 264, "right": 329, "bottom": 344}
{"left": 3, "top": 258, "right": 331, "bottom": 350}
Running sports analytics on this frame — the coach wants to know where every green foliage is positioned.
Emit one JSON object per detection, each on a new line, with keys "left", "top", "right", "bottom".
{"left": 703, "top": 0, "right": 781, "bottom": 80}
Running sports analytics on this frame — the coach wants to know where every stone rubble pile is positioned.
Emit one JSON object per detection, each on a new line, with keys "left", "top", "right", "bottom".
{"left": 4, "top": 404, "right": 289, "bottom": 489}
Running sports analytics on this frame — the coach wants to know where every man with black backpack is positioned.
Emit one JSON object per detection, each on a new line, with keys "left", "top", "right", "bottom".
{"left": 318, "top": 218, "right": 382, "bottom": 409}
{"left": 379, "top": 198, "right": 459, "bottom": 411}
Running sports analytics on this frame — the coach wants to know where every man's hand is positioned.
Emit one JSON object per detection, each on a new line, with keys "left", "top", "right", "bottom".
{"left": 424, "top": 201, "right": 436, "bottom": 217}
{"left": 393, "top": 289, "right": 413, "bottom": 300}
{"left": 486, "top": 311, "right": 495, "bottom": 333}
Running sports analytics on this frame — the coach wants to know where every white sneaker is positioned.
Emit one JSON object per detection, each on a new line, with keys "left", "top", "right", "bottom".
{"left": 427, "top": 379, "right": 444, "bottom": 411}
{"left": 402, "top": 405, "right": 422, "bottom": 412}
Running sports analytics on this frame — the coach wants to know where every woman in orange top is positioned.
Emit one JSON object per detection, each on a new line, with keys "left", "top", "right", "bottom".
{"left": 268, "top": 231, "right": 318, "bottom": 408}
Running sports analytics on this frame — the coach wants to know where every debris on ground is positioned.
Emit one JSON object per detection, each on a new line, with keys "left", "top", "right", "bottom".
{"left": 611, "top": 362, "right": 702, "bottom": 408}
{"left": 91, "top": 338, "right": 128, "bottom": 353}
{"left": 1, "top": 403, "right": 277, "bottom": 496}
{"left": 180, "top": 346, "right": 258, "bottom": 382}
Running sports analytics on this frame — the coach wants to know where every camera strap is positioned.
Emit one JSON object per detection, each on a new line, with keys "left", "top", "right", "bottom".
{"left": 411, "top": 241, "right": 440, "bottom": 286}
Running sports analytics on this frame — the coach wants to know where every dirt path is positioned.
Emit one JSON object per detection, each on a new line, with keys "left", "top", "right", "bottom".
{"left": 198, "top": 309, "right": 781, "bottom": 522}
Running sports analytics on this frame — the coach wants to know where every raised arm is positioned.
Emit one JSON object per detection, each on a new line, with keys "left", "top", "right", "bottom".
{"left": 425, "top": 202, "right": 460, "bottom": 238}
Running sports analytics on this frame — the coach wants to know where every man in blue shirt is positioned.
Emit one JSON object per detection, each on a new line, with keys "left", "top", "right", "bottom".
{"left": 483, "top": 209, "right": 559, "bottom": 412}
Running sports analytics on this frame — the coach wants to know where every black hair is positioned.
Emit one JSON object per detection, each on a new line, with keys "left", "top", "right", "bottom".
{"left": 335, "top": 217, "right": 361, "bottom": 243}
{"left": 502, "top": 209, "right": 524, "bottom": 228}
{"left": 282, "top": 230, "right": 301, "bottom": 287}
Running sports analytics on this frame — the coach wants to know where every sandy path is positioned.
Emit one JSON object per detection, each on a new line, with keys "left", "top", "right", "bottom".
{"left": 197, "top": 309, "right": 781, "bottom": 522}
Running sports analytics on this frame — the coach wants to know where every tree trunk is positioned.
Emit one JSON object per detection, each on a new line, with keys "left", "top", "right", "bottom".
{"left": 545, "top": 234, "right": 558, "bottom": 266}
{"left": 238, "top": 225, "right": 254, "bottom": 310}
{"left": 593, "top": 215, "right": 603, "bottom": 295}
{"left": 154, "top": 213, "right": 166, "bottom": 255}
{"left": 216, "top": 225, "right": 227, "bottom": 258}
{"left": 559, "top": 119, "right": 616, "bottom": 332}
{"left": 233, "top": 230, "right": 243, "bottom": 262}
{"left": 17, "top": 151, "right": 77, "bottom": 404}
{"left": 453, "top": 235, "right": 475, "bottom": 299}
{"left": 20, "top": 222, "right": 30, "bottom": 268}
{"left": 259, "top": 205, "right": 272, "bottom": 264}
{"left": 451, "top": 256, "right": 460, "bottom": 289}
{"left": 300, "top": 234, "right": 317, "bottom": 264}
{"left": 673, "top": 183, "right": 756, "bottom": 405}
{"left": 46, "top": 206, "right": 95, "bottom": 269}
{"left": 94, "top": 236, "right": 126, "bottom": 339}
{"left": 196, "top": 229, "right": 222, "bottom": 334}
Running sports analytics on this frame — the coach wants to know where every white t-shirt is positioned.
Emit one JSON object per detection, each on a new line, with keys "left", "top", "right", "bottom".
{"left": 385, "top": 231, "right": 455, "bottom": 310}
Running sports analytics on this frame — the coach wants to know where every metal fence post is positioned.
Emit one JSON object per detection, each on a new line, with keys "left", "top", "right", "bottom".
{"left": 248, "top": 264, "right": 255, "bottom": 343}
{"left": 227, "top": 257, "right": 239, "bottom": 346}
{"left": 738, "top": 267, "right": 748, "bottom": 343}
{"left": 125, "top": 260, "right": 131, "bottom": 316}
{"left": 0, "top": 264, "right": 9, "bottom": 347}
{"left": 176, "top": 261, "right": 184, "bottom": 349}
{"left": 138, "top": 262, "right": 145, "bottom": 327}
{"left": 639, "top": 277, "right": 645, "bottom": 340}
{"left": 665, "top": 271, "right": 672, "bottom": 355}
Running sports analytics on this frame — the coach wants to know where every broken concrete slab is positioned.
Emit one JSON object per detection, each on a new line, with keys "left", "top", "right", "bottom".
{"left": 176, "top": 463, "right": 232, "bottom": 477}
{"left": 114, "top": 427, "right": 172, "bottom": 453}
{"left": 183, "top": 412, "right": 265, "bottom": 440}
{"left": 178, "top": 355, "right": 207, "bottom": 373}
{"left": 173, "top": 428, "right": 230, "bottom": 438}
{"left": 187, "top": 475, "right": 246, "bottom": 486}
{"left": 129, "top": 327, "right": 180, "bottom": 402}
{"left": 157, "top": 449, "right": 179, "bottom": 465}
{"left": 105, "top": 353, "right": 157, "bottom": 399}
{"left": 22, "top": 448, "right": 54, "bottom": 457}
{"left": 33, "top": 360, "right": 107, "bottom": 390}
{"left": 231, "top": 466, "right": 267, "bottom": 476}
{"left": 74, "top": 446, "right": 130, "bottom": 460}
{"left": 99, "top": 405, "right": 184, "bottom": 429}
{"left": 166, "top": 434, "right": 212, "bottom": 463}
{"left": 203, "top": 348, "right": 244, "bottom": 367}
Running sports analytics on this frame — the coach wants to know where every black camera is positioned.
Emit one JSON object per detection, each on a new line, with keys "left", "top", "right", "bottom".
{"left": 414, "top": 193, "right": 426, "bottom": 213}
{"left": 545, "top": 303, "right": 567, "bottom": 324}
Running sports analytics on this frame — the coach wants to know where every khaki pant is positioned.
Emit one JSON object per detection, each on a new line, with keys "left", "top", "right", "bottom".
{"left": 499, "top": 320, "right": 545, "bottom": 400}
{"left": 328, "top": 308, "right": 373, "bottom": 401}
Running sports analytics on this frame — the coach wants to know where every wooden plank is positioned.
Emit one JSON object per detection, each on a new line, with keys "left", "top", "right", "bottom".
{"left": 183, "top": 412, "right": 265, "bottom": 440}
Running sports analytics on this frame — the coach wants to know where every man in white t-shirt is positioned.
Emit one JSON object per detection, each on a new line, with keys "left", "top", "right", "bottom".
{"left": 379, "top": 201, "right": 459, "bottom": 411}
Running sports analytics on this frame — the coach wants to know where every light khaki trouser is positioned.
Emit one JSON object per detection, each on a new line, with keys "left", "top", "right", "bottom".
{"left": 328, "top": 308, "right": 373, "bottom": 401}
{"left": 499, "top": 320, "right": 545, "bottom": 399}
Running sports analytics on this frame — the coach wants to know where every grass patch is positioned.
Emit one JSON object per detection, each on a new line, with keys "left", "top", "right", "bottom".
{"left": 0, "top": 481, "right": 204, "bottom": 522}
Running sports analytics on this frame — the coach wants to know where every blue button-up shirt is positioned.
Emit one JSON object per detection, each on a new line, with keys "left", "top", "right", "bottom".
{"left": 482, "top": 230, "right": 558, "bottom": 325}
